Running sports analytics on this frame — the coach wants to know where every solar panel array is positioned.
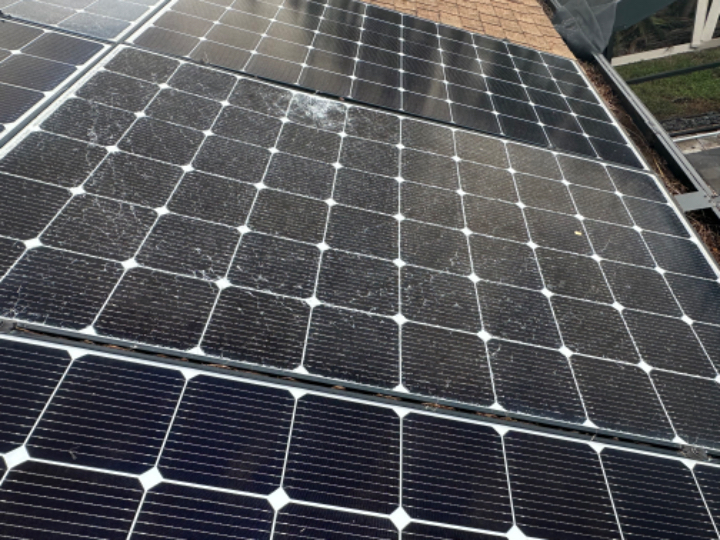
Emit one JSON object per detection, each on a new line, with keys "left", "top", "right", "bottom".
{"left": 128, "top": 0, "right": 643, "bottom": 168}
{"left": 0, "top": 45, "right": 719, "bottom": 450}
{"left": 0, "top": 0, "right": 165, "bottom": 40}
{"left": 2, "top": 2, "right": 720, "bottom": 536}
{"left": 1, "top": 334, "right": 719, "bottom": 540}
{"left": 0, "top": 20, "right": 105, "bottom": 137}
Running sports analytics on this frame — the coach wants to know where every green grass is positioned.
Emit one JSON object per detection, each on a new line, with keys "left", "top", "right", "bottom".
{"left": 614, "top": 48, "right": 720, "bottom": 120}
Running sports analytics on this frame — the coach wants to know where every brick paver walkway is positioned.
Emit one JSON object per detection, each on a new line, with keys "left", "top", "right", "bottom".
{"left": 367, "top": 0, "right": 573, "bottom": 58}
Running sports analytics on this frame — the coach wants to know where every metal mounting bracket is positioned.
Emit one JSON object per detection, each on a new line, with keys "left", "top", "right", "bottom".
{"left": 675, "top": 191, "right": 720, "bottom": 212}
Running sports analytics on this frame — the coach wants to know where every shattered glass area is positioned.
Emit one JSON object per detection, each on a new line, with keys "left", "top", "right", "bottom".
{"left": 1, "top": 46, "right": 720, "bottom": 450}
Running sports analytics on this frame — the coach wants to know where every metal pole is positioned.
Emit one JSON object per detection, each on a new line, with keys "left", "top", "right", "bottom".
{"left": 693, "top": 0, "right": 710, "bottom": 47}
{"left": 701, "top": 0, "right": 720, "bottom": 43}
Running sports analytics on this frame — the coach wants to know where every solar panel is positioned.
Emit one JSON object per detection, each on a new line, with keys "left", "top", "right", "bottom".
{"left": 3, "top": 3, "right": 720, "bottom": 537}
{"left": 126, "top": 0, "right": 643, "bottom": 168}
{"left": 1, "top": 45, "right": 720, "bottom": 451}
{"left": 0, "top": 334, "right": 718, "bottom": 539}
{"left": 0, "top": 20, "right": 105, "bottom": 138}
{"left": 1, "top": 0, "right": 167, "bottom": 40}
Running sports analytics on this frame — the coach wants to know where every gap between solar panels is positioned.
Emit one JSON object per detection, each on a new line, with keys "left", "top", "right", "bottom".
{"left": 0, "top": 332, "right": 719, "bottom": 540}
{"left": 1, "top": 44, "right": 720, "bottom": 457}
{"left": 122, "top": 0, "right": 646, "bottom": 169}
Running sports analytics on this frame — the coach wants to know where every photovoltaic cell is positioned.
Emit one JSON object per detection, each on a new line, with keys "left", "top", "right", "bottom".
{"left": 168, "top": 170, "right": 256, "bottom": 226}
{"left": 274, "top": 504, "right": 397, "bottom": 540}
{"left": 304, "top": 304, "right": 399, "bottom": 387}
{"left": 93, "top": 268, "right": 218, "bottom": 351}
{"left": 643, "top": 231, "right": 717, "bottom": 279}
{"left": 552, "top": 297, "right": 638, "bottom": 363}
{"left": 624, "top": 196, "right": 690, "bottom": 238}
{"left": 43, "top": 194, "right": 157, "bottom": 260}
{"left": 695, "top": 465, "right": 720, "bottom": 527}
{"left": 0, "top": 247, "right": 124, "bottom": 330}
{"left": 402, "top": 413, "right": 512, "bottom": 530}
{"left": 0, "top": 461, "right": 143, "bottom": 539}
{"left": 601, "top": 260, "right": 682, "bottom": 317}
{"left": 158, "top": 375, "right": 294, "bottom": 493}
{"left": 0, "top": 340, "right": 70, "bottom": 453}
{"left": 514, "top": 173, "right": 575, "bottom": 214}
{"left": 470, "top": 235, "right": 542, "bottom": 289}
{"left": 524, "top": 208, "right": 590, "bottom": 254}
{"left": 665, "top": 273, "right": 720, "bottom": 326}
{"left": 570, "top": 356, "right": 676, "bottom": 440}
{"left": 0, "top": 131, "right": 107, "bottom": 187}
{"left": 536, "top": 249, "right": 612, "bottom": 303}
{"left": 403, "top": 523, "right": 500, "bottom": 540}
{"left": 650, "top": 371, "right": 720, "bottom": 449}
{"left": 401, "top": 220, "right": 470, "bottom": 274}
{"left": 583, "top": 219, "right": 656, "bottom": 267}
{"left": 477, "top": 281, "right": 561, "bottom": 348}
{"left": 607, "top": 166, "right": 665, "bottom": 202}
{"left": 504, "top": 431, "right": 621, "bottom": 540}
{"left": 128, "top": 0, "right": 643, "bottom": 167}
{"left": 0, "top": 45, "right": 718, "bottom": 451}
{"left": 694, "top": 323, "right": 720, "bottom": 373}
{"left": 283, "top": 394, "right": 400, "bottom": 513}
{"left": 27, "top": 355, "right": 184, "bottom": 473}
{"left": 133, "top": 483, "right": 274, "bottom": 540}
{"left": 0, "top": 173, "right": 70, "bottom": 241}
{"left": 0, "top": 335, "right": 719, "bottom": 539}
{"left": 137, "top": 213, "right": 240, "bottom": 280}
{"left": 624, "top": 310, "right": 717, "bottom": 377}
{"left": 0, "top": 237, "right": 24, "bottom": 276}
{"left": 487, "top": 340, "right": 586, "bottom": 423}
{"left": 202, "top": 288, "right": 310, "bottom": 369}
{"left": 401, "top": 322, "right": 494, "bottom": 406}
{"left": 42, "top": 98, "right": 136, "bottom": 146}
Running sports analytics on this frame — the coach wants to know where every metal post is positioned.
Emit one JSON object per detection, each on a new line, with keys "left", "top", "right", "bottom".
{"left": 701, "top": 0, "right": 720, "bottom": 43}
{"left": 693, "top": 0, "right": 710, "bottom": 47}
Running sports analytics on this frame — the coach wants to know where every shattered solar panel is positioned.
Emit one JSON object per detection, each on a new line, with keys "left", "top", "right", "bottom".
{"left": 0, "top": 334, "right": 717, "bottom": 540}
{"left": 1, "top": 46, "right": 719, "bottom": 450}
{"left": 128, "top": 0, "right": 642, "bottom": 167}
{"left": 0, "top": 20, "right": 105, "bottom": 137}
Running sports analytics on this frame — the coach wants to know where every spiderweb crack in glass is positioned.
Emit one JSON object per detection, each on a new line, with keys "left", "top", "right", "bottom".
{"left": 1, "top": 46, "right": 720, "bottom": 451}
{"left": 0, "top": 334, "right": 718, "bottom": 539}
{"left": 127, "top": 0, "right": 642, "bottom": 167}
